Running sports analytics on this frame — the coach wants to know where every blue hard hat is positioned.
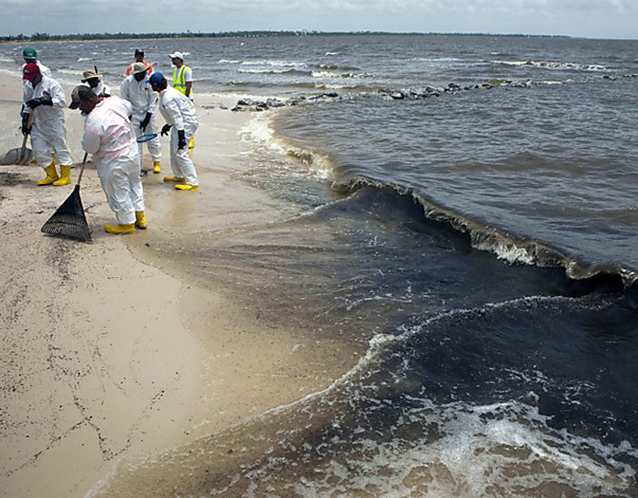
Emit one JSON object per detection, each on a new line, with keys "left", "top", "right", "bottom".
{"left": 148, "top": 72, "right": 166, "bottom": 86}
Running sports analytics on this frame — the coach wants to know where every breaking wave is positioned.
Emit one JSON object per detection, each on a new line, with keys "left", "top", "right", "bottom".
{"left": 493, "top": 60, "right": 607, "bottom": 71}
{"left": 260, "top": 112, "right": 638, "bottom": 289}
{"left": 336, "top": 177, "right": 638, "bottom": 288}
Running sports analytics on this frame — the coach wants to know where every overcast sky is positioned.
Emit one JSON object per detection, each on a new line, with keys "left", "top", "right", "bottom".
{"left": 0, "top": 0, "right": 636, "bottom": 40}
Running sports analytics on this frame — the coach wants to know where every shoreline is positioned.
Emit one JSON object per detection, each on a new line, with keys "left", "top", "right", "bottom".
{"left": 0, "top": 72, "right": 362, "bottom": 497}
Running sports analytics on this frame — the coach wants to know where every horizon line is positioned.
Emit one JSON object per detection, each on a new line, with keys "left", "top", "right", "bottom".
{"left": 2, "top": 30, "right": 636, "bottom": 42}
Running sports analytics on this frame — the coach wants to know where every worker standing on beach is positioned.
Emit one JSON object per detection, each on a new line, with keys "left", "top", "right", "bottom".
{"left": 120, "top": 63, "right": 162, "bottom": 174}
{"left": 22, "top": 63, "right": 73, "bottom": 186}
{"left": 81, "top": 69, "right": 111, "bottom": 97}
{"left": 125, "top": 48, "right": 154, "bottom": 76}
{"left": 148, "top": 72, "right": 199, "bottom": 191}
{"left": 69, "top": 85, "right": 147, "bottom": 234}
{"left": 21, "top": 47, "right": 52, "bottom": 79}
{"left": 169, "top": 51, "right": 195, "bottom": 148}
{"left": 21, "top": 47, "right": 55, "bottom": 166}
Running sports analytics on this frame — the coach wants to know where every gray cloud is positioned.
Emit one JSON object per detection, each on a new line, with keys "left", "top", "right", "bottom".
{"left": 0, "top": 0, "right": 635, "bottom": 39}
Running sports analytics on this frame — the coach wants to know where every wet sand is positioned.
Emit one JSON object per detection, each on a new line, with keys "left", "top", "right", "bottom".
{"left": 0, "top": 72, "right": 358, "bottom": 497}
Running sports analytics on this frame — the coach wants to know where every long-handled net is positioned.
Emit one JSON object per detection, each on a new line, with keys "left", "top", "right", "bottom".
{"left": 41, "top": 153, "right": 91, "bottom": 242}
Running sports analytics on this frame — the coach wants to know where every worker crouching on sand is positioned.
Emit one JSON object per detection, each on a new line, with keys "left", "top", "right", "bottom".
{"left": 22, "top": 63, "right": 74, "bottom": 186}
{"left": 148, "top": 72, "right": 199, "bottom": 191}
{"left": 69, "top": 85, "right": 147, "bottom": 234}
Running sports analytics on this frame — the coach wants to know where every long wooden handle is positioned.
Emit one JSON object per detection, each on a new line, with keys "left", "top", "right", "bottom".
{"left": 77, "top": 152, "right": 89, "bottom": 186}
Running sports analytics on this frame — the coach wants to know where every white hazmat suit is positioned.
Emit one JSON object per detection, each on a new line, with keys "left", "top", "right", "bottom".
{"left": 81, "top": 96, "right": 144, "bottom": 225}
{"left": 22, "top": 63, "right": 55, "bottom": 164}
{"left": 158, "top": 86, "right": 199, "bottom": 186}
{"left": 120, "top": 74, "right": 161, "bottom": 162}
{"left": 89, "top": 80, "right": 112, "bottom": 97}
{"left": 23, "top": 76, "right": 72, "bottom": 168}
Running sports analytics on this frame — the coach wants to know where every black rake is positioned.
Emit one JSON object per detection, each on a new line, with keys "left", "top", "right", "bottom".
{"left": 41, "top": 153, "right": 92, "bottom": 242}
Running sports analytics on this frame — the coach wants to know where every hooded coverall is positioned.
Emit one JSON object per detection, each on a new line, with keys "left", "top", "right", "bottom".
{"left": 23, "top": 76, "right": 72, "bottom": 168}
{"left": 158, "top": 86, "right": 199, "bottom": 186}
{"left": 82, "top": 96, "right": 144, "bottom": 225}
{"left": 120, "top": 74, "right": 161, "bottom": 163}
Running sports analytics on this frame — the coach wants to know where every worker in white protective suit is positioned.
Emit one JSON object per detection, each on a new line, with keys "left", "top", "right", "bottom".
{"left": 120, "top": 62, "right": 162, "bottom": 174}
{"left": 70, "top": 85, "right": 146, "bottom": 235}
{"left": 81, "top": 69, "right": 112, "bottom": 98}
{"left": 22, "top": 63, "right": 73, "bottom": 186}
{"left": 148, "top": 72, "right": 199, "bottom": 191}
{"left": 22, "top": 47, "right": 52, "bottom": 79}
{"left": 22, "top": 48, "right": 55, "bottom": 165}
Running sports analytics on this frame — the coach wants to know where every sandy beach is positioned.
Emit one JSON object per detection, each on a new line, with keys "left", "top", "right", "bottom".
{"left": 0, "top": 71, "right": 359, "bottom": 497}
{"left": 2, "top": 32, "right": 638, "bottom": 498}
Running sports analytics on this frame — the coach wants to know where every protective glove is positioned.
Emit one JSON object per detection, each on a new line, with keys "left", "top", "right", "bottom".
{"left": 26, "top": 98, "right": 42, "bottom": 109}
{"left": 39, "top": 94, "right": 53, "bottom": 106}
{"left": 140, "top": 112, "right": 152, "bottom": 132}
{"left": 161, "top": 123, "right": 172, "bottom": 136}
{"left": 177, "top": 129, "right": 187, "bottom": 150}
{"left": 21, "top": 114, "right": 31, "bottom": 136}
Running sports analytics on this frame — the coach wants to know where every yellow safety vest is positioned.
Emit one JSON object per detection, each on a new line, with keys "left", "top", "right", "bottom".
{"left": 172, "top": 65, "right": 193, "bottom": 97}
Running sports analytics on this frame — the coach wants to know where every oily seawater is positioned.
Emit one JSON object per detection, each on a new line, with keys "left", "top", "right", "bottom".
{"left": 17, "top": 34, "right": 635, "bottom": 496}
{"left": 87, "top": 293, "right": 638, "bottom": 496}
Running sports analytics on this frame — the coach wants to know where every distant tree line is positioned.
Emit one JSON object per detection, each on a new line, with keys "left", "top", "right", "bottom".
{"left": 1, "top": 31, "right": 310, "bottom": 42}
{"left": 0, "top": 31, "right": 567, "bottom": 43}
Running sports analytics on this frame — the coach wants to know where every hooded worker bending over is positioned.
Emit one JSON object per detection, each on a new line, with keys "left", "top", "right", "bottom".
{"left": 70, "top": 86, "right": 147, "bottom": 234}
{"left": 22, "top": 63, "right": 73, "bottom": 186}
{"left": 148, "top": 72, "right": 199, "bottom": 191}
{"left": 120, "top": 63, "right": 161, "bottom": 174}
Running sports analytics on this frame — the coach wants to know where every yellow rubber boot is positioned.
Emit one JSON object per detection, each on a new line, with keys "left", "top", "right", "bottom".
{"left": 189, "top": 136, "right": 195, "bottom": 149}
{"left": 175, "top": 183, "right": 200, "bottom": 191}
{"left": 37, "top": 164, "right": 59, "bottom": 186}
{"left": 103, "top": 223, "right": 135, "bottom": 235}
{"left": 163, "top": 176, "right": 184, "bottom": 182}
{"left": 153, "top": 161, "right": 161, "bottom": 174}
{"left": 135, "top": 211, "right": 147, "bottom": 229}
{"left": 53, "top": 166, "right": 71, "bottom": 186}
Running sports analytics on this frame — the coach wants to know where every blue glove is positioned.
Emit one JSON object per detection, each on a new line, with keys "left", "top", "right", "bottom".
{"left": 140, "top": 112, "right": 152, "bottom": 132}
{"left": 177, "top": 129, "right": 187, "bottom": 150}
{"left": 39, "top": 94, "right": 53, "bottom": 106}
{"left": 26, "top": 98, "right": 42, "bottom": 109}
{"left": 161, "top": 123, "right": 171, "bottom": 136}
{"left": 21, "top": 114, "right": 31, "bottom": 135}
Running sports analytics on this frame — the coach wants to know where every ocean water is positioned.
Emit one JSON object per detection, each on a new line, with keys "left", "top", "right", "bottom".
{"left": 3, "top": 35, "right": 638, "bottom": 496}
